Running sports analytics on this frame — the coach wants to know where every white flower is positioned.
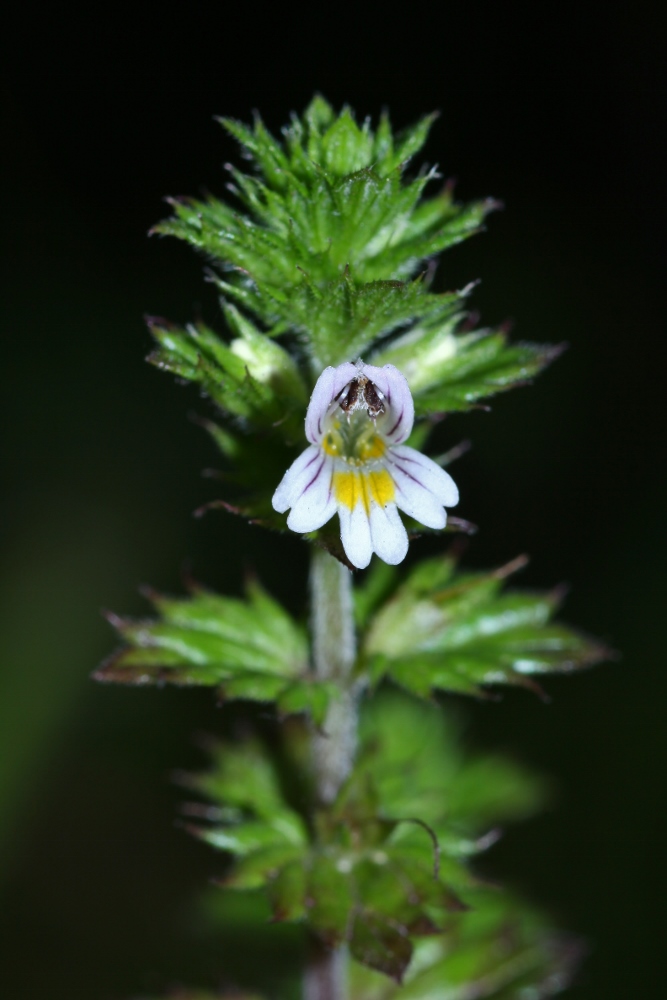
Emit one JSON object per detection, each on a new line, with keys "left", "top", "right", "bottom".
{"left": 272, "top": 361, "right": 459, "bottom": 569}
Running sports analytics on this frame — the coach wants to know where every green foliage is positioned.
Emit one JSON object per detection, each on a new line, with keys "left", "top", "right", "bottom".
{"left": 96, "top": 578, "right": 334, "bottom": 724}
{"left": 371, "top": 318, "right": 563, "bottom": 415}
{"left": 180, "top": 694, "right": 553, "bottom": 983}
{"left": 349, "top": 889, "right": 580, "bottom": 1000}
{"left": 144, "top": 98, "right": 561, "bottom": 546}
{"left": 152, "top": 96, "right": 556, "bottom": 403}
{"left": 357, "top": 693, "right": 546, "bottom": 846}
{"left": 146, "top": 310, "right": 307, "bottom": 442}
{"left": 99, "top": 96, "right": 605, "bottom": 999}
{"left": 359, "top": 556, "right": 607, "bottom": 700}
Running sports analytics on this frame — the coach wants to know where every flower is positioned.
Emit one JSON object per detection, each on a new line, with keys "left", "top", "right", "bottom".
{"left": 272, "top": 361, "right": 459, "bottom": 569}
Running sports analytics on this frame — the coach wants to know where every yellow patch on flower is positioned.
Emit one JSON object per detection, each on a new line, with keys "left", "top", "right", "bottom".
{"left": 333, "top": 469, "right": 395, "bottom": 513}
{"left": 323, "top": 422, "right": 386, "bottom": 464}
{"left": 358, "top": 434, "right": 386, "bottom": 462}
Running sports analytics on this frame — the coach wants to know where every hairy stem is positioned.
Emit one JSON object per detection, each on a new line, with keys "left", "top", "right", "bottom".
{"left": 306, "top": 547, "right": 358, "bottom": 1000}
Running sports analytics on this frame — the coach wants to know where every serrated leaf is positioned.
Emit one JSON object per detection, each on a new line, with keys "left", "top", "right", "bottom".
{"left": 146, "top": 316, "right": 306, "bottom": 438}
{"left": 154, "top": 101, "right": 528, "bottom": 384}
{"left": 319, "top": 107, "right": 374, "bottom": 175}
{"left": 362, "top": 557, "right": 607, "bottom": 700}
{"left": 96, "top": 578, "right": 339, "bottom": 721}
{"left": 372, "top": 322, "right": 562, "bottom": 415}
{"left": 190, "top": 740, "right": 291, "bottom": 819}
{"left": 288, "top": 274, "right": 463, "bottom": 369}
{"left": 382, "top": 113, "right": 438, "bottom": 174}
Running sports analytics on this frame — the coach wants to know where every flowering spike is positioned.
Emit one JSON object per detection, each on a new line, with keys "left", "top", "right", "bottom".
{"left": 272, "top": 362, "right": 458, "bottom": 568}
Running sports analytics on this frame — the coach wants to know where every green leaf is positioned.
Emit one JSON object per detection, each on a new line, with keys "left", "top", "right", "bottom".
{"left": 319, "top": 107, "right": 374, "bottom": 175}
{"left": 268, "top": 271, "right": 463, "bottom": 369}
{"left": 153, "top": 102, "right": 525, "bottom": 382}
{"left": 350, "top": 912, "right": 414, "bottom": 984}
{"left": 95, "top": 578, "right": 336, "bottom": 720}
{"left": 371, "top": 321, "right": 562, "bottom": 415}
{"left": 152, "top": 99, "right": 559, "bottom": 435}
{"left": 197, "top": 416, "right": 301, "bottom": 532}
{"left": 362, "top": 556, "right": 608, "bottom": 700}
{"left": 381, "top": 113, "right": 438, "bottom": 174}
{"left": 276, "top": 680, "right": 338, "bottom": 727}
{"left": 189, "top": 739, "right": 293, "bottom": 820}
{"left": 182, "top": 700, "right": 569, "bottom": 984}
{"left": 146, "top": 315, "right": 306, "bottom": 440}
{"left": 267, "top": 858, "right": 307, "bottom": 922}
{"left": 185, "top": 731, "right": 469, "bottom": 981}
{"left": 349, "top": 888, "right": 581, "bottom": 1000}
{"left": 357, "top": 692, "right": 546, "bottom": 848}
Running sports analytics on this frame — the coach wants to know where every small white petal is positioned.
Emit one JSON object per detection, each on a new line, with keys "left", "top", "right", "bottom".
{"left": 361, "top": 363, "right": 414, "bottom": 443}
{"left": 339, "top": 502, "right": 373, "bottom": 569}
{"left": 305, "top": 362, "right": 358, "bottom": 444}
{"left": 287, "top": 457, "right": 336, "bottom": 532}
{"left": 272, "top": 445, "right": 321, "bottom": 512}
{"left": 391, "top": 445, "right": 459, "bottom": 507}
{"left": 369, "top": 502, "right": 409, "bottom": 565}
{"left": 388, "top": 453, "right": 453, "bottom": 530}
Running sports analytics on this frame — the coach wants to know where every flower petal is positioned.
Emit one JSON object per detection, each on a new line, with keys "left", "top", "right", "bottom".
{"left": 369, "top": 502, "right": 409, "bottom": 565}
{"left": 287, "top": 456, "right": 336, "bottom": 533}
{"left": 272, "top": 445, "right": 322, "bottom": 512}
{"left": 387, "top": 446, "right": 458, "bottom": 530}
{"left": 361, "top": 363, "right": 414, "bottom": 443}
{"left": 338, "top": 502, "right": 373, "bottom": 569}
{"left": 305, "top": 362, "right": 358, "bottom": 444}
{"left": 391, "top": 445, "right": 459, "bottom": 507}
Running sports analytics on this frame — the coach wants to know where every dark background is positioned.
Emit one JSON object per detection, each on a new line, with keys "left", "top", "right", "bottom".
{"left": 1, "top": 4, "right": 665, "bottom": 998}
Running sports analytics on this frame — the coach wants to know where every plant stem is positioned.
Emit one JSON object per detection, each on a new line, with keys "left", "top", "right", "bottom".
{"left": 303, "top": 939, "right": 347, "bottom": 1000}
{"left": 306, "top": 547, "right": 358, "bottom": 1000}
{"left": 310, "top": 546, "right": 358, "bottom": 803}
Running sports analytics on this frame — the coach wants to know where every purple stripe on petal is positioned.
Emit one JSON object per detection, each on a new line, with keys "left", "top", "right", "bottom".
{"left": 306, "top": 363, "right": 357, "bottom": 444}
{"left": 301, "top": 456, "right": 325, "bottom": 496}
{"left": 386, "top": 408, "right": 404, "bottom": 438}
{"left": 387, "top": 454, "right": 428, "bottom": 490}
{"left": 362, "top": 364, "right": 414, "bottom": 443}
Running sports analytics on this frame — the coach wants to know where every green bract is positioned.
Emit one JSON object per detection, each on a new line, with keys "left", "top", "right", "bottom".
{"left": 152, "top": 95, "right": 554, "bottom": 393}
{"left": 358, "top": 556, "right": 607, "bottom": 699}
{"left": 144, "top": 97, "right": 562, "bottom": 547}
{"left": 97, "top": 579, "right": 334, "bottom": 724}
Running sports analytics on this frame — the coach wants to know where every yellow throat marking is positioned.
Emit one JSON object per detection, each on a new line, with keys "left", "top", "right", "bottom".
{"left": 333, "top": 469, "right": 395, "bottom": 513}
{"left": 322, "top": 420, "right": 386, "bottom": 464}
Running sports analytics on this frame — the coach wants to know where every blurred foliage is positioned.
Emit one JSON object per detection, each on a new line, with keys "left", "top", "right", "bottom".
{"left": 349, "top": 888, "right": 581, "bottom": 1000}
{"left": 173, "top": 693, "right": 572, "bottom": 987}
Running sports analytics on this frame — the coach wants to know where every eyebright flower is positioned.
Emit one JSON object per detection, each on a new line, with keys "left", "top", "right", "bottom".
{"left": 272, "top": 361, "right": 459, "bottom": 569}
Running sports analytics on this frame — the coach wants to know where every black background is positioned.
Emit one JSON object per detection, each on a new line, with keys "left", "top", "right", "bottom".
{"left": 1, "top": 4, "right": 665, "bottom": 998}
